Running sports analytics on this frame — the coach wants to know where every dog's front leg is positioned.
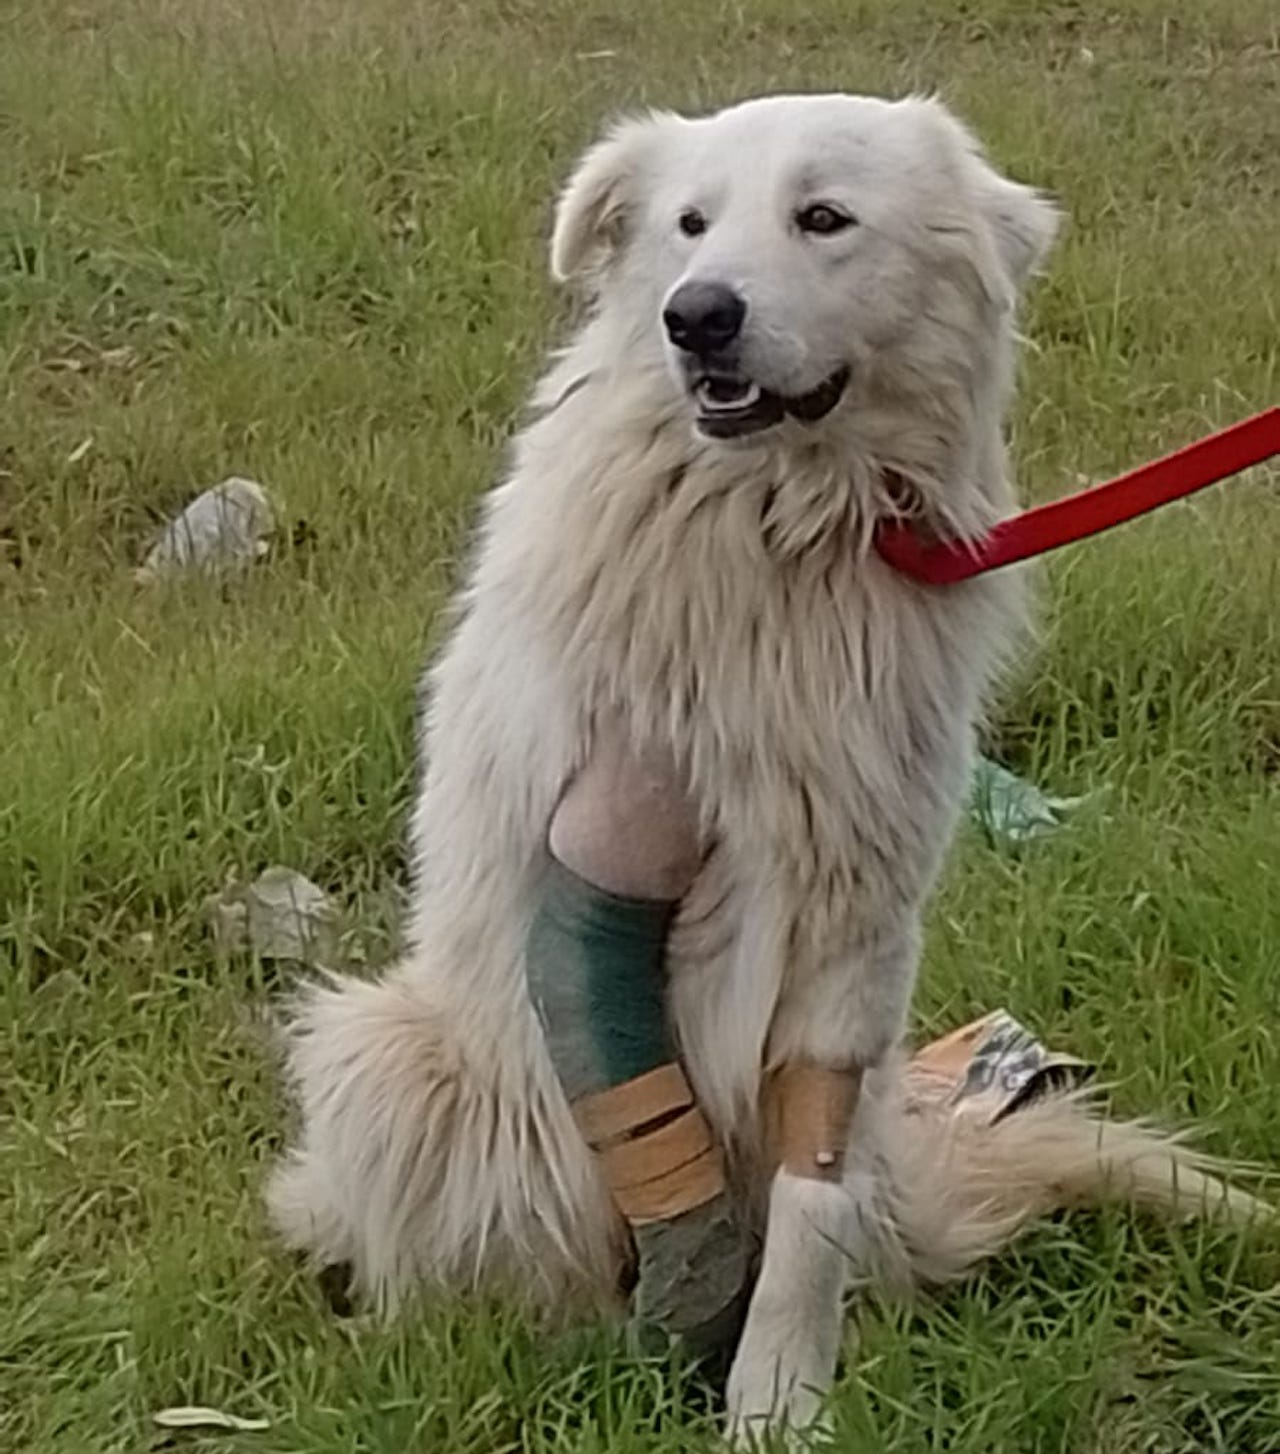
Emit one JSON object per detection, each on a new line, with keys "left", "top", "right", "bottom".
{"left": 725, "top": 919, "right": 918, "bottom": 1443}
{"left": 528, "top": 718, "right": 755, "bottom": 1370}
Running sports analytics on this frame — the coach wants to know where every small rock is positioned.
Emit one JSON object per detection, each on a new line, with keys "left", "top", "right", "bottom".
{"left": 136, "top": 476, "right": 275, "bottom": 581}
{"left": 207, "top": 866, "right": 338, "bottom": 967}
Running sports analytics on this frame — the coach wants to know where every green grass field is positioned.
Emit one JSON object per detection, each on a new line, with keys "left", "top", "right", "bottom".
{"left": 3, "top": 1, "right": 1278, "bottom": 1449}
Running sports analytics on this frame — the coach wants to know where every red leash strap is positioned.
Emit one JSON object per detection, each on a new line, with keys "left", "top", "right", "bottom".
{"left": 874, "top": 406, "right": 1280, "bottom": 585}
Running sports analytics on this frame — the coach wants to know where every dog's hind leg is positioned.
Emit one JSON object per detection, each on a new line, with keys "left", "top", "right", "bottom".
{"left": 268, "top": 965, "right": 622, "bottom": 1318}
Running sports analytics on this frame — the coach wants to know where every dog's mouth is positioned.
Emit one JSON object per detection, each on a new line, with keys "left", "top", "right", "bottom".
{"left": 692, "top": 367, "right": 850, "bottom": 439}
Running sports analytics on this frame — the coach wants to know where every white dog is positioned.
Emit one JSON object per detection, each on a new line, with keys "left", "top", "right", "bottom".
{"left": 269, "top": 93, "right": 1248, "bottom": 1437}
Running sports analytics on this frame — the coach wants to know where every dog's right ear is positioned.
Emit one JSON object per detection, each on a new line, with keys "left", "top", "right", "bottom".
{"left": 549, "top": 114, "right": 669, "bottom": 285}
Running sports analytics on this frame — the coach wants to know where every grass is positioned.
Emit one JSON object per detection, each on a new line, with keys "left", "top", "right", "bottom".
{"left": 2, "top": 0, "right": 1278, "bottom": 1449}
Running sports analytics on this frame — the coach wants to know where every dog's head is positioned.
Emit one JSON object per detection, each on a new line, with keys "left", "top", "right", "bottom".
{"left": 550, "top": 93, "right": 1057, "bottom": 446}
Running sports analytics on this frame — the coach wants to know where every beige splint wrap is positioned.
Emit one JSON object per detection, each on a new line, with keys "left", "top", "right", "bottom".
{"left": 765, "top": 1062, "right": 863, "bottom": 1182}
{"left": 572, "top": 1063, "right": 726, "bottom": 1224}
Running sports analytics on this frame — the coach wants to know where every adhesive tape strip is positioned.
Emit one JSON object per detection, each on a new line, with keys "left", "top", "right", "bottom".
{"left": 573, "top": 1062, "right": 694, "bottom": 1149}
{"left": 573, "top": 1064, "right": 726, "bottom": 1223}
{"left": 612, "top": 1145, "right": 725, "bottom": 1224}
{"left": 768, "top": 1062, "right": 862, "bottom": 1181}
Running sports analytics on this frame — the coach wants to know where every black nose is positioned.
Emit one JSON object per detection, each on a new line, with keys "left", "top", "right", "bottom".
{"left": 662, "top": 282, "right": 746, "bottom": 356}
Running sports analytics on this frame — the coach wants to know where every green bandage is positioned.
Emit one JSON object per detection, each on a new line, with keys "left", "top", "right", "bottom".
{"left": 527, "top": 857, "right": 753, "bottom": 1369}
{"left": 528, "top": 859, "right": 677, "bottom": 1095}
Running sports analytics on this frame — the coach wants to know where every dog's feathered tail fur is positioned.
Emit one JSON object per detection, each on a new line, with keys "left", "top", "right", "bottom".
{"left": 882, "top": 1082, "right": 1268, "bottom": 1288}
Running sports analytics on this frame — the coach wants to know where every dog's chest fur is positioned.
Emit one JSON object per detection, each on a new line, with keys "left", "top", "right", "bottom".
{"left": 484, "top": 368, "right": 1015, "bottom": 923}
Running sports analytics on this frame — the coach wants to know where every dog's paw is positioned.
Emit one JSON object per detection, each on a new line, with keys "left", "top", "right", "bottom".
{"left": 723, "top": 1388, "right": 829, "bottom": 1452}
{"left": 723, "top": 1405, "right": 835, "bottom": 1453}
{"left": 722, "top": 1293, "right": 833, "bottom": 1449}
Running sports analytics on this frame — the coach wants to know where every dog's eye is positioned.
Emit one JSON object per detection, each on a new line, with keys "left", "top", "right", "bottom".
{"left": 795, "top": 203, "right": 856, "bottom": 236}
{"left": 678, "top": 208, "right": 708, "bottom": 238}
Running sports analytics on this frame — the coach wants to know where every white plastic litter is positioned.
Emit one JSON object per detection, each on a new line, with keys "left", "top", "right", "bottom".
{"left": 206, "top": 865, "right": 337, "bottom": 966}
{"left": 152, "top": 1405, "right": 271, "bottom": 1431}
{"left": 136, "top": 476, "right": 275, "bottom": 581}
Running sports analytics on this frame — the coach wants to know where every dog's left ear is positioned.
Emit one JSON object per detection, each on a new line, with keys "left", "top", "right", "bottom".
{"left": 969, "top": 163, "right": 1060, "bottom": 296}
{"left": 908, "top": 97, "right": 1060, "bottom": 301}
{"left": 550, "top": 113, "right": 671, "bottom": 284}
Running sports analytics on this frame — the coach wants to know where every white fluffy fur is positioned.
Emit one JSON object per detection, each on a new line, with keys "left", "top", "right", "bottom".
{"left": 268, "top": 94, "right": 1258, "bottom": 1436}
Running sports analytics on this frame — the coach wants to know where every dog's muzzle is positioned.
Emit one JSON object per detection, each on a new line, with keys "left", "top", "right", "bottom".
{"left": 662, "top": 282, "right": 849, "bottom": 438}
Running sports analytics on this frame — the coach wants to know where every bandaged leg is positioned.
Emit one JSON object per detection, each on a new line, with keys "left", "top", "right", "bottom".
{"left": 527, "top": 727, "right": 753, "bottom": 1370}
{"left": 725, "top": 1061, "right": 865, "bottom": 1437}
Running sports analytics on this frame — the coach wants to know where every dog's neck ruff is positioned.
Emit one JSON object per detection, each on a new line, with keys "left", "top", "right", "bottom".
{"left": 875, "top": 406, "right": 1279, "bottom": 585}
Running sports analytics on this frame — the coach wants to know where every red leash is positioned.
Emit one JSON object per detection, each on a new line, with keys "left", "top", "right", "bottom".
{"left": 874, "top": 406, "right": 1280, "bottom": 585}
